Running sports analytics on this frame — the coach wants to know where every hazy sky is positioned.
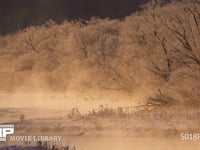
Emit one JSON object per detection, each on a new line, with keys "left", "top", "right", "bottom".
{"left": 0, "top": 0, "right": 149, "bottom": 34}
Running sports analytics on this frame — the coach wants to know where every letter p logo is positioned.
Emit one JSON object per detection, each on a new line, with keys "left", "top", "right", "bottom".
{"left": 0, "top": 125, "right": 14, "bottom": 142}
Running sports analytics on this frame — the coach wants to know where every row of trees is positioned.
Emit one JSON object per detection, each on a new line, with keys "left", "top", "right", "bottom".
{"left": 0, "top": 1, "right": 199, "bottom": 106}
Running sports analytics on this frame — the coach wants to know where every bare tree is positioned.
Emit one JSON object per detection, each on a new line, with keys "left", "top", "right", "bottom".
{"left": 138, "top": 2, "right": 200, "bottom": 105}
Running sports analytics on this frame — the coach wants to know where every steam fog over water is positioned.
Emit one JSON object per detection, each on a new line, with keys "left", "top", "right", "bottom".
{"left": 0, "top": 93, "right": 139, "bottom": 112}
